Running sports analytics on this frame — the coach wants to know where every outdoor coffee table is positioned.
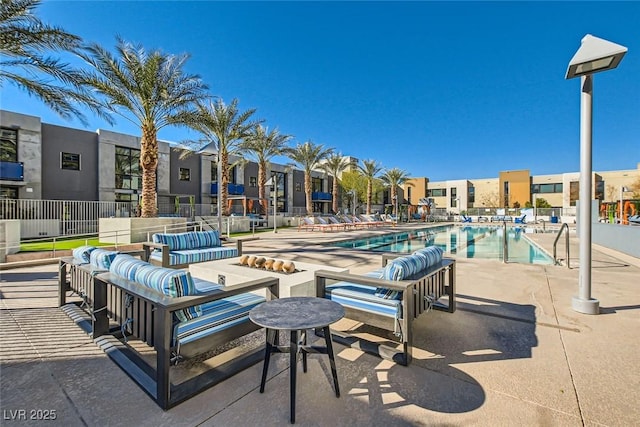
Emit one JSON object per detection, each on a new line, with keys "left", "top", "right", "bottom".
{"left": 249, "top": 297, "right": 345, "bottom": 424}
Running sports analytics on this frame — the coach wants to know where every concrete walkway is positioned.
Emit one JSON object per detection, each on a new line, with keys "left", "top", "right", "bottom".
{"left": 1, "top": 224, "right": 639, "bottom": 426}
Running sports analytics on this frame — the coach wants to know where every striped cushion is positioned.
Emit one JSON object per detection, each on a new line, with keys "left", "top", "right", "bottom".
{"left": 381, "top": 254, "right": 423, "bottom": 281}
{"left": 152, "top": 232, "right": 194, "bottom": 251}
{"left": 133, "top": 265, "right": 200, "bottom": 322}
{"left": 325, "top": 282, "right": 402, "bottom": 318}
{"left": 72, "top": 245, "right": 96, "bottom": 264}
{"left": 192, "top": 277, "right": 224, "bottom": 293}
{"left": 413, "top": 246, "right": 443, "bottom": 269}
{"left": 149, "top": 247, "right": 238, "bottom": 266}
{"left": 109, "top": 254, "right": 149, "bottom": 281}
{"left": 152, "top": 230, "right": 222, "bottom": 251}
{"left": 192, "top": 230, "right": 221, "bottom": 248}
{"left": 89, "top": 249, "right": 119, "bottom": 270}
{"left": 174, "top": 292, "right": 265, "bottom": 347}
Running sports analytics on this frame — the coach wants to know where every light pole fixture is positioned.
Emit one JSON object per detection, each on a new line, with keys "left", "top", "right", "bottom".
{"left": 566, "top": 34, "right": 627, "bottom": 315}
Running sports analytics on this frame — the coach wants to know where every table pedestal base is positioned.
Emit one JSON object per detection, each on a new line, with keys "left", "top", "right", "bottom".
{"left": 259, "top": 327, "right": 340, "bottom": 424}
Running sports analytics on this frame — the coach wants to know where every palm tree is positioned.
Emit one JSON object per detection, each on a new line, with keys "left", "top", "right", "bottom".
{"left": 191, "top": 98, "right": 259, "bottom": 216}
{"left": 239, "top": 125, "right": 292, "bottom": 217}
{"left": 78, "top": 38, "right": 209, "bottom": 217}
{"left": 381, "top": 167, "right": 411, "bottom": 216}
{"left": 0, "top": 0, "right": 106, "bottom": 125}
{"left": 358, "top": 159, "right": 384, "bottom": 214}
{"left": 322, "top": 153, "right": 350, "bottom": 214}
{"left": 285, "top": 141, "right": 333, "bottom": 215}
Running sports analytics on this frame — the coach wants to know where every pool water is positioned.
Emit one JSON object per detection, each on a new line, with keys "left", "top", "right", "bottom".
{"left": 330, "top": 225, "right": 555, "bottom": 265}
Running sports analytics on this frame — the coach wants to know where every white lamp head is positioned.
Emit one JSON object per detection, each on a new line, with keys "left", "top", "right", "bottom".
{"left": 566, "top": 34, "right": 627, "bottom": 79}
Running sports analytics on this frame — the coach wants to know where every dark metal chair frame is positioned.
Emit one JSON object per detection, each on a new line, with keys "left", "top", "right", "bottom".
{"left": 315, "top": 253, "right": 456, "bottom": 366}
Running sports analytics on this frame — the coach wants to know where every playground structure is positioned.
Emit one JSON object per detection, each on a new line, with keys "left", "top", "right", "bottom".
{"left": 600, "top": 200, "right": 639, "bottom": 225}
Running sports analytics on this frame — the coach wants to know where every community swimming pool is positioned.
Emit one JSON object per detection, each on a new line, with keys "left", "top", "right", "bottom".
{"left": 330, "top": 225, "right": 555, "bottom": 264}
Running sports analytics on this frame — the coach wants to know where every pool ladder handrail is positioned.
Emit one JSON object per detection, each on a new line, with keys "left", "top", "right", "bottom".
{"left": 553, "top": 223, "right": 570, "bottom": 268}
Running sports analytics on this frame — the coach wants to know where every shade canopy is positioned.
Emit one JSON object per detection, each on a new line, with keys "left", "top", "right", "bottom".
{"left": 566, "top": 34, "right": 627, "bottom": 79}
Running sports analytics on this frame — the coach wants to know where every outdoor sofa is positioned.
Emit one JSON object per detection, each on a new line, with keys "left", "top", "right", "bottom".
{"left": 58, "top": 245, "right": 147, "bottom": 316}
{"left": 82, "top": 254, "right": 278, "bottom": 409}
{"left": 315, "top": 246, "right": 456, "bottom": 366}
{"left": 142, "top": 230, "right": 241, "bottom": 269}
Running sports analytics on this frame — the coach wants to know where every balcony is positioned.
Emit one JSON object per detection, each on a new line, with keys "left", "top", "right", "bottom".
{"left": 211, "top": 183, "right": 245, "bottom": 196}
{"left": 0, "top": 161, "right": 24, "bottom": 181}
{"left": 312, "top": 191, "right": 332, "bottom": 201}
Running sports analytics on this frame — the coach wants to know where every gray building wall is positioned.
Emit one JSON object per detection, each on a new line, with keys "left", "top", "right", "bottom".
{"left": 169, "top": 148, "right": 201, "bottom": 202}
{"left": 243, "top": 163, "right": 259, "bottom": 199}
{"left": 0, "top": 110, "right": 42, "bottom": 199}
{"left": 41, "top": 124, "right": 98, "bottom": 201}
{"left": 96, "top": 129, "right": 171, "bottom": 202}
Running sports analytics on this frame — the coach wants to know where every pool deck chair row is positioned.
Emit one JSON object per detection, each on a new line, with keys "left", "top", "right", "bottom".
{"left": 315, "top": 247, "right": 456, "bottom": 366}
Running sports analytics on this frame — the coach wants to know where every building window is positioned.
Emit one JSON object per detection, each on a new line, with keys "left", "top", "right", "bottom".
{"left": 61, "top": 152, "right": 80, "bottom": 170}
{"left": 271, "top": 171, "right": 287, "bottom": 213}
{"left": 595, "top": 180, "right": 604, "bottom": 201}
{"left": 503, "top": 181, "right": 510, "bottom": 207}
{"left": 427, "top": 188, "right": 446, "bottom": 197}
{"left": 407, "top": 187, "right": 412, "bottom": 205}
{"left": 312, "top": 177, "right": 322, "bottom": 192}
{"left": 249, "top": 177, "right": 257, "bottom": 187}
{"left": 569, "top": 181, "right": 579, "bottom": 206}
{"left": 295, "top": 182, "right": 302, "bottom": 192}
{"left": 1, "top": 186, "right": 18, "bottom": 199}
{"left": 532, "top": 183, "right": 563, "bottom": 193}
{"left": 115, "top": 146, "right": 142, "bottom": 191}
{"left": 1, "top": 128, "right": 18, "bottom": 162}
{"left": 468, "top": 186, "right": 475, "bottom": 204}
{"left": 179, "top": 168, "right": 191, "bottom": 181}
{"left": 450, "top": 187, "right": 457, "bottom": 207}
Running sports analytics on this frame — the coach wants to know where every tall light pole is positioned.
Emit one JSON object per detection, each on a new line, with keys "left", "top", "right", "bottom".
{"left": 214, "top": 154, "right": 222, "bottom": 235}
{"left": 566, "top": 34, "right": 627, "bottom": 315}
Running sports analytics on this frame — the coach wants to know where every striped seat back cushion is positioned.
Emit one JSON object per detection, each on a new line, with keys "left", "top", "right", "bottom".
{"left": 381, "top": 253, "right": 426, "bottom": 281}
{"left": 133, "top": 265, "right": 201, "bottom": 322}
{"left": 89, "top": 248, "right": 119, "bottom": 270}
{"left": 72, "top": 245, "right": 96, "bottom": 264}
{"left": 152, "top": 232, "right": 194, "bottom": 251}
{"left": 412, "top": 246, "right": 444, "bottom": 270}
{"left": 109, "top": 254, "right": 150, "bottom": 281}
{"left": 191, "top": 230, "right": 221, "bottom": 248}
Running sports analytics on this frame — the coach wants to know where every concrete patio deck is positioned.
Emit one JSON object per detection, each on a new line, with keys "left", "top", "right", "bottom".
{"left": 1, "top": 223, "right": 639, "bottom": 426}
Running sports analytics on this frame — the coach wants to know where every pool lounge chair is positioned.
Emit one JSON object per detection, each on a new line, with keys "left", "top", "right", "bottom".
{"left": 461, "top": 215, "right": 472, "bottom": 223}
{"left": 357, "top": 214, "right": 385, "bottom": 227}
{"left": 317, "top": 216, "right": 347, "bottom": 231}
{"left": 514, "top": 214, "right": 527, "bottom": 224}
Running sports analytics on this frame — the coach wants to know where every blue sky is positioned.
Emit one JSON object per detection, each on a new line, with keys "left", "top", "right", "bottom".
{"left": 3, "top": 1, "right": 639, "bottom": 181}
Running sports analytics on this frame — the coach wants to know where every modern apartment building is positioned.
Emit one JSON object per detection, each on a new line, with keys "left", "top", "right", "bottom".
{"left": 407, "top": 165, "right": 639, "bottom": 213}
{"left": 2, "top": 110, "right": 638, "bottom": 215}
{"left": 0, "top": 110, "right": 337, "bottom": 215}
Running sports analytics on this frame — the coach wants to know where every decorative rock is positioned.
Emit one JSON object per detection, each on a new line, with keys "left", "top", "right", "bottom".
{"left": 282, "top": 261, "right": 295, "bottom": 273}
{"left": 264, "top": 258, "right": 275, "bottom": 270}
{"left": 254, "top": 257, "right": 266, "bottom": 268}
{"left": 272, "top": 260, "right": 283, "bottom": 272}
{"left": 247, "top": 256, "right": 257, "bottom": 267}
{"left": 239, "top": 255, "right": 249, "bottom": 265}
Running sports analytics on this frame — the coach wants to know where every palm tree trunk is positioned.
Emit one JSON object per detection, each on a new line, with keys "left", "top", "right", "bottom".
{"left": 305, "top": 172, "right": 312, "bottom": 215}
{"left": 332, "top": 178, "right": 339, "bottom": 214}
{"left": 140, "top": 124, "right": 158, "bottom": 217}
{"left": 367, "top": 180, "right": 373, "bottom": 214}
{"left": 221, "top": 150, "right": 229, "bottom": 215}
{"left": 259, "top": 160, "right": 267, "bottom": 218}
